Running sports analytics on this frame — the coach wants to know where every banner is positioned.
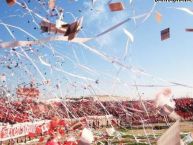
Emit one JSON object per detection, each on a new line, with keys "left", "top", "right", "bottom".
{"left": 0, "top": 120, "right": 50, "bottom": 141}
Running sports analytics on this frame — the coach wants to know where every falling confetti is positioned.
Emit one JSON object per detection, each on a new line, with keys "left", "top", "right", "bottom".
{"left": 0, "top": 1, "right": 192, "bottom": 145}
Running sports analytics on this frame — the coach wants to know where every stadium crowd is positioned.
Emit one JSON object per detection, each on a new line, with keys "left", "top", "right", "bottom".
{"left": 0, "top": 97, "right": 192, "bottom": 125}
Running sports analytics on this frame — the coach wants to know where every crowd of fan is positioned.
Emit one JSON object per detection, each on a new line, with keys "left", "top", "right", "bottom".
{"left": 0, "top": 97, "right": 192, "bottom": 125}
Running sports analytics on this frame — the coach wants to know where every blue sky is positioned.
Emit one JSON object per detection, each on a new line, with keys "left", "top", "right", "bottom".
{"left": 1, "top": 0, "right": 193, "bottom": 100}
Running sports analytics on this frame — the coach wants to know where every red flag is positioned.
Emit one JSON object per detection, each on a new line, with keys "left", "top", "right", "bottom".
{"left": 63, "top": 141, "right": 77, "bottom": 145}
{"left": 48, "top": 129, "right": 55, "bottom": 136}
{"left": 58, "top": 128, "right": 65, "bottom": 135}
{"left": 50, "top": 117, "right": 60, "bottom": 129}
{"left": 36, "top": 126, "right": 42, "bottom": 135}
{"left": 46, "top": 139, "right": 59, "bottom": 145}
{"left": 58, "top": 120, "right": 66, "bottom": 126}
{"left": 39, "top": 137, "right": 44, "bottom": 142}
{"left": 28, "top": 132, "right": 35, "bottom": 138}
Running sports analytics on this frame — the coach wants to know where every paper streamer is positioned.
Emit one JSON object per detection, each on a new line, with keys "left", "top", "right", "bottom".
{"left": 39, "top": 56, "right": 51, "bottom": 67}
{"left": 123, "top": 28, "right": 134, "bottom": 43}
{"left": 95, "top": 11, "right": 151, "bottom": 38}
{"left": 0, "top": 12, "right": 150, "bottom": 49}
{"left": 173, "top": 7, "right": 193, "bottom": 15}
{"left": 157, "top": 121, "right": 181, "bottom": 145}
{"left": 0, "top": 36, "right": 92, "bottom": 49}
